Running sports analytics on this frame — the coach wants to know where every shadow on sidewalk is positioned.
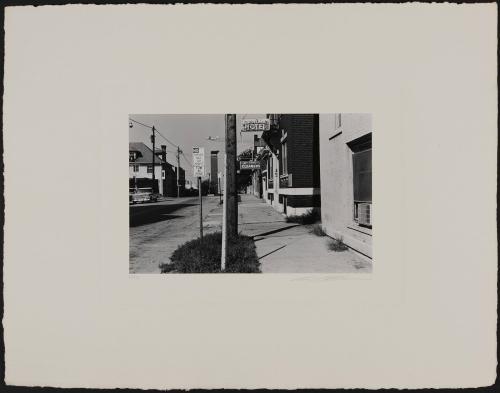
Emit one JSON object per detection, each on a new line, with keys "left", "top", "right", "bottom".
{"left": 258, "top": 244, "right": 287, "bottom": 260}
{"left": 252, "top": 224, "right": 300, "bottom": 240}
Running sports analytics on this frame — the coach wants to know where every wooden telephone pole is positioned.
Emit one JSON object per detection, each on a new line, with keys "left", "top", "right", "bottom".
{"left": 151, "top": 126, "right": 156, "bottom": 193}
{"left": 221, "top": 114, "right": 238, "bottom": 271}
{"left": 176, "top": 146, "right": 182, "bottom": 197}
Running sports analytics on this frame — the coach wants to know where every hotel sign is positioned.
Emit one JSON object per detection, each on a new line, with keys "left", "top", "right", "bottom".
{"left": 242, "top": 119, "right": 270, "bottom": 132}
{"left": 240, "top": 161, "right": 261, "bottom": 170}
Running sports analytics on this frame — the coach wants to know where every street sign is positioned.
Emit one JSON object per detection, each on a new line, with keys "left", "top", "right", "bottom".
{"left": 193, "top": 147, "right": 205, "bottom": 177}
{"left": 240, "top": 161, "right": 261, "bottom": 170}
{"left": 242, "top": 119, "right": 270, "bottom": 132}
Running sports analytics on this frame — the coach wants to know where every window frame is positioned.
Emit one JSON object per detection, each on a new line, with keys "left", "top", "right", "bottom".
{"left": 348, "top": 133, "right": 372, "bottom": 228}
{"left": 282, "top": 141, "right": 288, "bottom": 175}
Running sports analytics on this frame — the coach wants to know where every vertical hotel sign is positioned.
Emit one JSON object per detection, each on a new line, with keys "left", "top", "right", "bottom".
{"left": 193, "top": 147, "right": 205, "bottom": 177}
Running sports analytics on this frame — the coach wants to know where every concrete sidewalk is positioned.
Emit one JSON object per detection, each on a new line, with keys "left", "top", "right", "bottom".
{"left": 238, "top": 194, "right": 372, "bottom": 273}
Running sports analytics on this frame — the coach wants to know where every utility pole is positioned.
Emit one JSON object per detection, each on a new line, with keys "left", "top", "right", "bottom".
{"left": 176, "top": 146, "right": 182, "bottom": 198}
{"left": 221, "top": 114, "right": 237, "bottom": 271}
{"left": 151, "top": 126, "right": 156, "bottom": 193}
{"left": 225, "top": 114, "right": 238, "bottom": 238}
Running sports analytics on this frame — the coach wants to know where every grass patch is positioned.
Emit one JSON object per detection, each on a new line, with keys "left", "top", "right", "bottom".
{"left": 310, "top": 223, "right": 327, "bottom": 237}
{"left": 327, "top": 236, "right": 349, "bottom": 252}
{"left": 286, "top": 207, "right": 321, "bottom": 225}
{"left": 159, "top": 232, "right": 260, "bottom": 273}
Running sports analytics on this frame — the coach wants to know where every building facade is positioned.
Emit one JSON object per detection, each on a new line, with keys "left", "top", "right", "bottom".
{"left": 319, "top": 113, "right": 372, "bottom": 259}
{"left": 259, "top": 114, "right": 321, "bottom": 216}
{"left": 129, "top": 142, "right": 164, "bottom": 194}
{"left": 129, "top": 142, "right": 185, "bottom": 197}
{"left": 210, "top": 151, "right": 219, "bottom": 194}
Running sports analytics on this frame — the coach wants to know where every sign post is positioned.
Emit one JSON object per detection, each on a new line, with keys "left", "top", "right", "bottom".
{"left": 221, "top": 153, "right": 227, "bottom": 271}
{"left": 193, "top": 147, "right": 205, "bottom": 241}
{"left": 198, "top": 176, "right": 203, "bottom": 241}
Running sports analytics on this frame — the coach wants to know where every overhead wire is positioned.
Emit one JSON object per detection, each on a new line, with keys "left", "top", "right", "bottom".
{"left": 129, "top": 117, "right": 179, "bottom": 150}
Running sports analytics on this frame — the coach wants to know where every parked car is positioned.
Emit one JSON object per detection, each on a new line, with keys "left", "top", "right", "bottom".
{"left": 130, "top": 187, "right": 158, "bottom": 204}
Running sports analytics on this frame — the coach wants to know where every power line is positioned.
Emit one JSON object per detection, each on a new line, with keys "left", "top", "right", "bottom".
{"left": 155, "top": 129, "right": 178, "bottom": 150}
{"left": 181, "top": 152, "right": 193, "bottom": 168}
{"left": 129, "top": 117, "right": 152, "bottom": 129}
{"left": 129, "top": 117, "right": 179, "bottom": 150}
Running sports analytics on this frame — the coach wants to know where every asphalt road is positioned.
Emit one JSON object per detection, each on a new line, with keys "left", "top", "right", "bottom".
{"left": 130, "top": 197, "right": 199, "bottom": 227}
{"left": 129, "top": 196, "right": 222, "bottom": 273}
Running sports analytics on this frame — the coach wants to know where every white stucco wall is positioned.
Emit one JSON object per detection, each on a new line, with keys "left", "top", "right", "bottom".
{"left": 319, "top": 113, "right": 372, "bottom": 258}
{"left": 129, "top": 164, "right": 163, "bottom": 194}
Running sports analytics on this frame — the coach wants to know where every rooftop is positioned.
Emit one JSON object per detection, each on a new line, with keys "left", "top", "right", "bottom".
{"left": 129, "top": 142, "right": 165, "bottom": 164}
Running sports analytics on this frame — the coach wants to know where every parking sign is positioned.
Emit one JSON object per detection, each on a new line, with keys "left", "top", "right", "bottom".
{"left": 193, "top": 147, "right": 205, "bottom": 177}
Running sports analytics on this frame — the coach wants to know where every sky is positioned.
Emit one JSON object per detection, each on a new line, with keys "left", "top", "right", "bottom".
{"left": 129, "top": 114, "right": 266, "bottom": 184}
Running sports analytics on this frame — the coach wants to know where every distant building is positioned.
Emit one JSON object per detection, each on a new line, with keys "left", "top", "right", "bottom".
{"left": 129, "top": 142, "right": 185, "bottom": 197}
{"left": 210, "top": 151, "right": 219, "bottom": 194}
{"left": 319, "top": 114, "right": 372, "bottom": 259}
{"left": 259, "top": 114, "right": 321, "bottom": 216}
{"left": 154, "top": 145, "right": 185, "bottom": 197}
{"left": 129, "top": 142, "right": 164, "bottom": 194}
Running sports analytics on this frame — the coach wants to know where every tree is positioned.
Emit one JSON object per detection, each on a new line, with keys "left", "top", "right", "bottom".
{"left": 238, "top": 148, "right": 253, "bottom": 161}
{"left": 201, "top": 179, "right": 210, "bottom": 196}
{"left": 236, "top": 148, "right": 255, "bottom": 192}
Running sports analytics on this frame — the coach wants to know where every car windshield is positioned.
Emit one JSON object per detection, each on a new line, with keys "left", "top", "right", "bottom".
{"left": 138, "top": 188, "right": 153, "bottom": 193}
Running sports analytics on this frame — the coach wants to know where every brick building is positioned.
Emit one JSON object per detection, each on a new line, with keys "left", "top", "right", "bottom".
{"left": 259, "top": 114, "right": 321, "bottom": 216}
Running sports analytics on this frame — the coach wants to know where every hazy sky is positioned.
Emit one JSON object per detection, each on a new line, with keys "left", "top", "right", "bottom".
{"left": 129, "top": 114, "right": 266, "bottom": 184}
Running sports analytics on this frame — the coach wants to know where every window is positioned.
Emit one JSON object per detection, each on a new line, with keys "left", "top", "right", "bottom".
{"left": 282, "top": 141, "right": 288, "bottom": 175}
{"left": 147, "top": 165, "right": 153, "bottom": 174}
{"left": 133, "top": 165, "right": 139, "bottom": 172}
{"left": 349, "top": 134, "right": 372, "bottom": 227}
{"left": 268, "top": 158, "right": 274, "bottom": 188}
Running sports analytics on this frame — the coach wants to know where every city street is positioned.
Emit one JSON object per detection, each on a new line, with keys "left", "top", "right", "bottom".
{"left": 129, "top": 196, "right": 222, "bottom": 273}
{"left": 130, "top": 194, "right": 372, "bottom": 274}
{"left": 129, "top": 114, "right": 373, "bottom": 273}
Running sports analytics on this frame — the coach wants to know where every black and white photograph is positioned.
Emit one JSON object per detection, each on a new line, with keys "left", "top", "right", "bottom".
{"left": 129, "top": 114, "right": 372, "bottom": 273}
{"left": 4, "top": 3, "right": 496, "bottom": 390}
